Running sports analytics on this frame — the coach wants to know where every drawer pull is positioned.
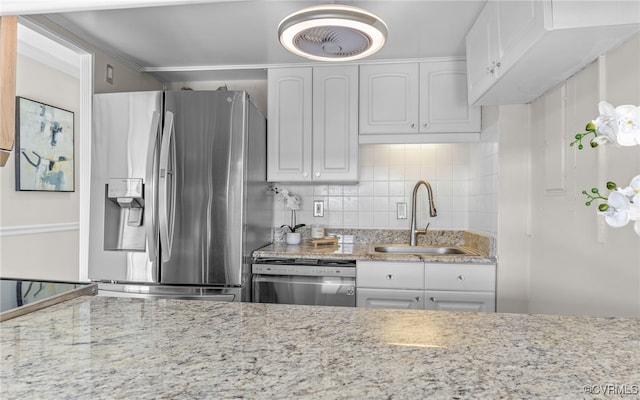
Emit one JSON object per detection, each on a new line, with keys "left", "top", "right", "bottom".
{"left": 429, "top": 297, "right": 436, "bottom": 302}
{"left": 386, "top": 274, "right": 394, "bottom": 280}
{"left": 457, "top": 275, "right": 465, "bottom": 281}
{"left": 415, "top": 297, "right": 422, "bottom": 302}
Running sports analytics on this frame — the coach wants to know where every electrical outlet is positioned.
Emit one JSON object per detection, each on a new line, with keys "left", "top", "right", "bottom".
{"left": 313, "top": 200, "right": 324, "bottom": 217}
{"left": 397, "top": 202, "right": 407, "bottom": 219}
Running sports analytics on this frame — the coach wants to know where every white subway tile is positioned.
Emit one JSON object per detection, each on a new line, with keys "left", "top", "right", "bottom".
{"left": 358, "top": 181, "right": 374, "bottom": 196}
{"left": 314, "top": 185, "right": 329, "bottom": 196}
{"left": 389, "top": 181, "right": 405, "bottom": 196}
{"left": 358, "top": 196, "right": 374, "bottom": 212}
{"left": 343, "top": 196, "right": 359, "bottom": 212}
{"left": 373, "top": 212, "right": 389, "bottom": 227}
{"left": 389, "top": 146, "right": 405, "bottom": 166}
{"left": 373, "top": 196, "right": 389, "bottom": 211}
{"left": 343, "top": 211, "right": 359, "bottom": 228}
{"left": 328, "top": 196, "right": 343, "bottom": 211}
{"left": 360, "top": 166, "right": 374, "bottom": 181}
{"left": 373, "top": 166, "right": 389, "bottom": 181}
{"left": 343, "top": 184, "right": 359, "bottom": 196}
{"left": 373, "top": 181, "right": 389, "bottom": 197}
{"left": 358, "top": 212, "right": 374, "bottom": 227}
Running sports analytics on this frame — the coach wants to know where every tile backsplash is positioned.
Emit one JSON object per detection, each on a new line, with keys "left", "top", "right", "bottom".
{"left": 272, "top": 143, "right": 498, "bottom": 235}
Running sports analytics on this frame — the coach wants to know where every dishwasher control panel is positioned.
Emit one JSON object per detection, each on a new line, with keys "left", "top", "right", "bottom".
{"left": 252, "top": 258, "right": 356, "bottom": 278}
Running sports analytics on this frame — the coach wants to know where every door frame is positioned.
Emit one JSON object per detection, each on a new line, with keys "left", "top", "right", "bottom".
{"left": 18, "top": 17, "right": 94, "bottom": 281}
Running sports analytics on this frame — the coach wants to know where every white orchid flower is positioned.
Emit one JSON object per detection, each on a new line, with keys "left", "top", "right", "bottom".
{"left": 614, "top": 105, "right": 640, "bottom": 146}
{"left": 285, "top": 195, "right": 300, "bottom": 210}
{"left": 592, "top": 101, "right": 618, "bottom": 145}
{"left": 617, "top": 175, "right": 640, "bottom": 197}
{"left": 630, "top": 199, "right": 640, "bottom": 235}
{"left": 598, "top": 191, "right": 631, "bottom": 228}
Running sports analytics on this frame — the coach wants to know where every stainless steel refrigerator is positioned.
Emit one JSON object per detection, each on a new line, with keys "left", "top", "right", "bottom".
{"left": 89, "top": 90, "right": 272, "bottom": 301}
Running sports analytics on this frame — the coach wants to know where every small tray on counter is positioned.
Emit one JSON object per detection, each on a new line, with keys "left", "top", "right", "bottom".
{"left": 308, "top": 236, "right": 339, "bottom": 246}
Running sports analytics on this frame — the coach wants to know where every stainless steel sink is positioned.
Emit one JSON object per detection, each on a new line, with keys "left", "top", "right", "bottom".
{"left": 374, "top": 245, "right": 468, "bottom": 255}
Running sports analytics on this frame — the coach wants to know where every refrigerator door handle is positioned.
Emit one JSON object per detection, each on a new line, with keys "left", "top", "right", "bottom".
{"left": 145, "top": 111, "right": 161, "bottom": 279}
{"left": 159, "top": 111, "right": 177, "bottom": 262}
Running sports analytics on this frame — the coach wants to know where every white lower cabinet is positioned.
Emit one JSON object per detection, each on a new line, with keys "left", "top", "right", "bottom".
{"left": 357, "top": 288, "right": 424, "bottom": 309}
{"left": 356, "top": 260, "right": 496, "bottom": 312}
{"left": 424, "top": 291, "right": 495, "bottom": 312}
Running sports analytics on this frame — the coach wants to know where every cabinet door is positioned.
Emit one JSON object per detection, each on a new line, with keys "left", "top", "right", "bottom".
{"left": 312, "top": 65, "right": 358, "bottom": 181}
{"left": 424, "top": 290, "right": 495, "bottom": 312}
{"left": 267, "top": 68, "right": 312, "bottom": 182}
{"left": 357, "top": 260, "right": 424, "bottom": 290}
{"left": 359, "top": 63, "right": 419, "bottom": 134}
{"left": 465, "top": 0, "right": 501, "bottom": 104}
{"left": 424, "top": 263, "right": 495, "bottom": 292}
{"left": 357, "top": 288, "right": 424, "bottom": 309}
{"left": 419, "top": 61, "right": 481, "bottom": 133}
{"left": 497, "top": 0, "right": 545, "bottom": 65}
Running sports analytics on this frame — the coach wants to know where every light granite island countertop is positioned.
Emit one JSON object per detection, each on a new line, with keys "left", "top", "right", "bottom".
{"left": 2, "top": 296, "right": 639, "bottom": 399}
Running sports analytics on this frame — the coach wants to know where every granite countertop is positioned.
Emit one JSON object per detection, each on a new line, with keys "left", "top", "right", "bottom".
{"left": 253, "top": 242, "right": 494, "bottom": 264}
{"left": 1, "top": 296, "right": 638, "bottom": 399}
{"left": 254, "top": 228, "right": 496, "bottom": 264}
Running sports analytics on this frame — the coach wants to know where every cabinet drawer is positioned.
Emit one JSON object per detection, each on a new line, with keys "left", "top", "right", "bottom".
{"left": 425, "top": 263, "right": 495, "bottom": 291}
{"left": 357, "top": 288, "right": 424, "bottom": 310}
{"left": 424, "top": 290, "right": 495, "bottom": 312}
{"left": 357, "top": 261, "right": 423, "bottom": 289}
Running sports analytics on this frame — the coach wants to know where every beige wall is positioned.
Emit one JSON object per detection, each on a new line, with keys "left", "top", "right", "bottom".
{"left": 28, "top": 15, "right": 163, "bottom": 93}
{"left": 165, "top": 80, "right": 267, "bottom": 117}
{"left": 495, "top": 104, "right": 531, "bottom": 314}
{"left": 0, "top": 54, "right": 81, "bottom": 281}
{"left": 499, "top": 33, "right": 640, "bottom": 317}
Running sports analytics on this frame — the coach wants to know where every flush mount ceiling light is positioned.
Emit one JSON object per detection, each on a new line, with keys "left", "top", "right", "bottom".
{"left": 278, "top": 4, "right": 388, "bottom": 62}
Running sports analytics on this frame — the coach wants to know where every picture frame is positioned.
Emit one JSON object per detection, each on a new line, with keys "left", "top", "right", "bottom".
{"left": 15, "top": 97, "right": 75, "bottom": 192}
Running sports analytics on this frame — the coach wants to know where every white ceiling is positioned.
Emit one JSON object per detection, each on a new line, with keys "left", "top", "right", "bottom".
{"left": 35, "top": 0, "right": 486, "bottom": 82}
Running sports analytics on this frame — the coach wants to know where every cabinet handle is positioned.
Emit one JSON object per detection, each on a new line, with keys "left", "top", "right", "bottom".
{"left": 487, "top": 61, "right": 501, "bottom": 75}
{"left": 415, "top": 297, "right": 422, "bottom": 302}
{"left": 302, "top": 172, "right": 308, "bottom": 178}
{"left": 429, "top": 297, "right": 436, "bottom": 302}
{"left": 386, "top": 274, "right": 394, "bottom": 280}
{"left": 457, "top": 275, "right": 465, "bottom": 281}
{"left": 315, "top": 172, "right": 321, "bottom": 178}
{"left": 423, "top": 123, "right": 429, "bottom": 128}
{"left": 410, "top": 123, "right": 416, "bottom": 128}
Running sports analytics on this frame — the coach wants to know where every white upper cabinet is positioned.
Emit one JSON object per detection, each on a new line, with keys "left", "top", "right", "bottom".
{"left": 465, "top": 0, "right": 502, "bottom": 104}
{"left": 466, "top": 0, "right": 640, "bottom": 105}
{"left": 359, "top": 61, "right": 480, "bottom": 144}
{"left": 267, "top": 66, "right": 358, "bottom": 182}
{"left": 420, "top": 61, "right": 481, "bottom": 133}
{"left": 358, "top": 63, "right": 420, "bottom": 135}
{"left": 267, "top": 67, "right": 312, "bottom": 182}
{"left": 312, "top": 65, "right": 359, "bottom": 182}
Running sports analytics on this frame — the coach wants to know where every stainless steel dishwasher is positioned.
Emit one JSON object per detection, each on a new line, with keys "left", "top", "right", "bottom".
{"left": 251, "top": 258, "right": 356, "bottom": 307}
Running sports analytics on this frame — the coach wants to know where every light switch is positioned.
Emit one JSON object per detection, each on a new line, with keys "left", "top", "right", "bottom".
{"left": 106, "top": 64, "right": 114, "bottom": 85}
{"left": 396, "top": 202, "right": 407, "bottom": 219}
{"left": 313, "top": 200, "right": 324, "bottom": 217}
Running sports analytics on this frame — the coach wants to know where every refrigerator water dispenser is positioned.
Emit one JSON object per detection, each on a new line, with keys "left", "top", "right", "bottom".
{"left": 104, "top": 178, "right": 146, "bottom": 251}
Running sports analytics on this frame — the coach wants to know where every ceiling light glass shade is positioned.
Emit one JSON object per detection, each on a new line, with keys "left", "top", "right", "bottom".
{"left": 278, "top": 4, "right": 388, "bottom": 62}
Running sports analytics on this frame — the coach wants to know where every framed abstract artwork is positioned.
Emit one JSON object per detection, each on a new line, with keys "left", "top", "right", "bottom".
{"left": 15, "top": 97, "right": 75, "bottom": 192}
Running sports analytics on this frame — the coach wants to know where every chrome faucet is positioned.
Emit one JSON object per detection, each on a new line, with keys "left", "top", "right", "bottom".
{"left": 409, "top": 180, "right": 437, "bottom": 246}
